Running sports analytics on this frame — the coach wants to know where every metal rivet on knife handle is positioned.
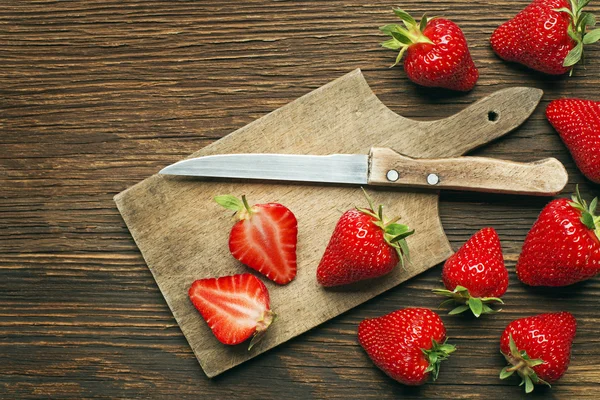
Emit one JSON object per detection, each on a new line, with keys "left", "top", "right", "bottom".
{"left": 427, "top": 173, "right": 440, "bottom": 185}
{"left": 386, "top": 170, "right": 399, "bottom": 182}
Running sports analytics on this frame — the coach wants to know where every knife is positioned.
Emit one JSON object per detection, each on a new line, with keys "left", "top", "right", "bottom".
{"left": 159, "top": 147, "right": 568, "bottom": 196}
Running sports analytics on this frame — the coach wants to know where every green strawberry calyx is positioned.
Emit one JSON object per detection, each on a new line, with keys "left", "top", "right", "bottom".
{"left": 556, "top": 0, "right": 600, "bottom": 72}
{"left": 422, "top": 338, "right": 456, "bottom": 381}
{"left": 432, "top": 285, "right": 504, "bottom": 317}
{"left": 569, "top": 186, "right": 600, "bottom": 242}
{"left": 500, "top": 334, "right": 551, "bottom": 394}
{"left": 356, "top": 188, "right": 415, "bottom": 269}
{"left": 379, "top": 8, "right": 435, "bottom": 67}
{"left": 215, "top": 194, "right": 255, "bottom": 220}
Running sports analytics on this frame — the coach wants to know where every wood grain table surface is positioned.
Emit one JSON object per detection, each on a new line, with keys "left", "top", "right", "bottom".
{"left": 2, "top": 1, "right": 599, "bottom": 398}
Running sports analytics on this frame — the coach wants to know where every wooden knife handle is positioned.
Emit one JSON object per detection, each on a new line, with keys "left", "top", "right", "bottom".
{"left": 368, "top": 147, "right": 568, "bottom": 196}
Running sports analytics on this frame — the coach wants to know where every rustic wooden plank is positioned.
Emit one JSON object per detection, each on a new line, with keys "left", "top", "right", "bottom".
{"left": 1, "top": 0, "right": 599, "bottom": 398}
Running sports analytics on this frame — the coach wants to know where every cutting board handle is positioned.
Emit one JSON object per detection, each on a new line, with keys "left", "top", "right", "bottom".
{"left": 394, "top": 87, "right": 544, "bottom": 158}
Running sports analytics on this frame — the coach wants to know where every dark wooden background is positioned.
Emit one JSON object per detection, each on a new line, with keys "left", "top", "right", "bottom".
{"left": 2, "top": 1, "right": 599, "bottom": 398}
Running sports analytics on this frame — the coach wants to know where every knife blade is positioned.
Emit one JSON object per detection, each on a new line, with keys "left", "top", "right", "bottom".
{"left": 159, "top": 147, "right": 568, "bottom": 196}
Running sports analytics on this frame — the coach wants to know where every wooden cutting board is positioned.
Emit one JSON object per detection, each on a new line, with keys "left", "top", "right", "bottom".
{"left": 114, "top": 69, "right": 542, "bottom": 378}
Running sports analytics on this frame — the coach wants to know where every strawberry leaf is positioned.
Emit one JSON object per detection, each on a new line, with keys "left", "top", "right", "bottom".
{"left": 419, "top": 13, "right": 428, "bottom": 31}
{"left": 481, "top": 303, "right": 499, "bottom": 314}
{"left": 393, "top": 8, "right": 417, "bottom": 27}
{"left": 448, "top": 305, "right": 469, "bottom": 315}
{"left": 390, "top": 30, "right": 412, "bottom": 45}
{"left": 398, "top": 239, "right": 410, "bottom": 266}
{"left": 438, "top": 298, "right": 456, "bottom": 308}
{"left": 555, "top": 7, "right": 575, "bottom": 18}
{"left": 500, "top": 366, "right": 515, "bottom": 380}
{"left": 508, "top": 334, "right": 519, "bottom": 356}
{"left": 379, "top": 24, "right": 399, "bottom": 35}
{"left": 215, "top": 195, "right": 245, "bottom": 212}
{"left": 392, "top": 47, "right": 407, "bottom": 67}
{"left": 468, "top": 297, "right": 483, "bottom": 317}
{"left": 583, "top": 28, "right": 600, "bottom": 44}
{"left": 564, "top": 42, "right": 584, "bottom": 67}
{"left": 582, "top": 212, "right": 595, "bottom": 229}
{"left": 381, "top": 38, "right": 402, "bottom": 50}
{"left": 524, "top": 375, "right": 534, "bottom": 394}
{"left": 579, "top": 0, "right": 591, "bottom": 9}
{"left": 528, "top": 359, "right": 545, "bottom": 367}
{"left": 580, "top": 12, "right": 596, "bottom": 29}
{"left": 590, "top": 197, "right": 598, "bottom": 214}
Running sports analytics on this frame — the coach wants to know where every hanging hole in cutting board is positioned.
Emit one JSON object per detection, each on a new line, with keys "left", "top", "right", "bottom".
{"left": 488, "top": 110, "right": 499, "bottom": 122}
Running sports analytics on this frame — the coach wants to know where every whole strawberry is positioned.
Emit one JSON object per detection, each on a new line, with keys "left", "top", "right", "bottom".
{"left": 433, "top": 227, "right": 508, "bottom": 317}
{"left": 316, "top": 190, "right": 414, "bottom": 287}
{"left": 189, "top": 273, "right": 274, "bottom": 348}
{"left": 490, "top": 0, "right": 600, "bottom": 75}
{"left": 500, "top": 312, "right": 577, "bottom": 393}
{"left": 516, "top": 188, "right": 600, "bottom": 286}
{"left": 215, "top": 195, "right": 298, "bottom": 285}
{"left": 358, "top": 307, "right": 456, "bottom": 385}
{"left": 547, "top": 98, "right": 600, "bottom": 183}
{"left": 380, "top": 8, "right": 478, "bottom": 91}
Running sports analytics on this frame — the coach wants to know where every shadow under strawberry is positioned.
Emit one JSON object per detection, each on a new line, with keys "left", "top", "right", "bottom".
{"left": 520, "top": 278, "right": 597, "bottom": 299}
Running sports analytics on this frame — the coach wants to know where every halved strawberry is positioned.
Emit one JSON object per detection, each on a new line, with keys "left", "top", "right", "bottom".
{"left": 188, "top": 273, "right": 274, "bottom": 348}
{"left": 215, "top": 195, "right": 298, "bottom": 285}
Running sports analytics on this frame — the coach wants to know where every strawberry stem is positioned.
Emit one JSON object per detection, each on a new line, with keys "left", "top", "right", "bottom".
{"left": 241, "top": 195, "right": 254, "bottom": 216}
{"left": 500, "top": 334, "right": 551, "bottom": 394}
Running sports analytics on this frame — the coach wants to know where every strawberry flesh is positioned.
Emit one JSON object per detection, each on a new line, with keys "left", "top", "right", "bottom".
{"left": 216, "top": 195, "right": 298, "bottom": 285}
{"left": 188, "top": 273, "right": 273, "bottom": 346}
{"left": 229, "top": 202, "right": 298, "bottom": 285}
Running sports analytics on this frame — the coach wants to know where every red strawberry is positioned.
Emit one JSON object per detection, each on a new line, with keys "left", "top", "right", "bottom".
{"left": 188, "top": 273, "right": 274, "bottom": 348}
{"left": 500, "top": 312, "right": 577, "bottom": 393}
{"left": 490, "top": 0, "right": 600, "bottom": 75}
{"left": 215, "top": 195, "right": 297, "bottom": 285}
{"left": 546, "top": 98, "right": 600, "bottom": 183}
{"left": 433, "top": 227, "right": 508, "bottom": 317}
{"left": 358, "top": 308, "right": 456, "bottom": 385}
{"left": 316, "top": 191, "right": 414, "bottom": 287}
{"left": 380, "top": 8, "right": 478, "bottom": 91}
{"left": 516, "top": 188, "right": 600, "bottom": 286}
